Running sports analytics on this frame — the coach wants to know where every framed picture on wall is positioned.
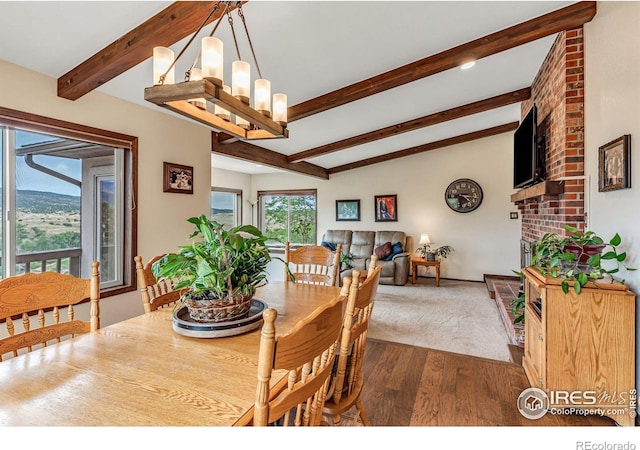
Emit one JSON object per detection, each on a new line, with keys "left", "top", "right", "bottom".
{"left": 163, "top": 162, "right": 193, "bottom": 194}
{"left": 336, "top": 199, "right": 360, "bottom": 221}
{"left": 598, "top": 135, "right": 631, "bottom": 192}
{"left": 374, "top": 194, "right": 397, "bottom": 222}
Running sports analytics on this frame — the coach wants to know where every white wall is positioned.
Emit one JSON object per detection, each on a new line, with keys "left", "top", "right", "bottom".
{"left": 250, "top": 132, "right": 522, "bottom": 282}
{"left": 584, "top": 1, "right": 640, "bottom": 400}
{"left": 0, "top": 59, "right": 211, "bottom": 326}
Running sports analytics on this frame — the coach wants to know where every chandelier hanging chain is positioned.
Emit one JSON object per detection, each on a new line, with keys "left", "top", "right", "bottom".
{"left": 186, "top": 1, "right": 230, "bottom": 78}
{"left": 237, "top": 3, "right": 263, "bottom": 80}
{"left": 158, "top": 1, "right": 222, "bottom": 85}
{"left": 227, "top": 8, "right": 242, "bottom": 61}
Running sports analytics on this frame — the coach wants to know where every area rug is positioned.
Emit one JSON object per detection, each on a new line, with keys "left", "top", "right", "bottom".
{"left": 367, "top": 277, "right": 512, "bottom": 362}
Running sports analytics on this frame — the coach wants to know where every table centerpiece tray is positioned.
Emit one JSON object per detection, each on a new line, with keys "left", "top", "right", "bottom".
{"left": 172, "top": 298, "right": 267, "bottom": 338}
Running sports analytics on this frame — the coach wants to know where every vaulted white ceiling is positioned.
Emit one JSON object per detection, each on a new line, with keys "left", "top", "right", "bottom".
{"left": 0, "top": 1, "right": 579, "bottom": 175}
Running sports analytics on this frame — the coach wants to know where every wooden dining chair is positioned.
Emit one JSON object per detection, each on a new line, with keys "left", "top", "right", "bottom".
{"left": 323, "top": 264, "right": 382, "bottom": 425}
{"left": 253, "top": 282, "right": 351, "bottom": 426}
{"left": 284, "top": 242, "right": 342, "bottom": 287}
{"left": 134, "top": 255, "right": 182, "bottom": 314}
{"left": 0, "top": 262, "right": 100, "bottom": 362}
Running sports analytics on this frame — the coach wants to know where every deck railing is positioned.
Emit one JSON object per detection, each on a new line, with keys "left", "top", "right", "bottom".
{"left": 13, "top": 248, "right": 82, "bottom": 276}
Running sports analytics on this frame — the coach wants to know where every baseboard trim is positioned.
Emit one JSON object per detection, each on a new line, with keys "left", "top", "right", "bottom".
{"left": 483, "top": 273, "right": 520, "bottom": 283}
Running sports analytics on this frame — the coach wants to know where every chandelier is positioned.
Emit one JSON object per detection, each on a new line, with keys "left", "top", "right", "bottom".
{"left": 144, "top": 2, "right": 288, "bottom": 140}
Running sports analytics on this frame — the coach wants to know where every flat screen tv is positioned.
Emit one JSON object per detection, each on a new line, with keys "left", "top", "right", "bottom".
{"left": 513, "top": 104, "right": 539, "bottom": 189}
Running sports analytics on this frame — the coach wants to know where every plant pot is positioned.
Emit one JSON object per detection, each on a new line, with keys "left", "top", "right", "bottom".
{"left": 426, "top": 252, "right": 436, "bottom": 262}
{"left": 564, "top": 243, "right": 606, "bottom": 265}
{"left": 186, "top": 293, "right": 253, "bottom": 323}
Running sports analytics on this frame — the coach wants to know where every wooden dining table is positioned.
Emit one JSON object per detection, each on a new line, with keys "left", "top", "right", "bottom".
{"left": 0, "top": 282, "right": 341, "bottom": 426}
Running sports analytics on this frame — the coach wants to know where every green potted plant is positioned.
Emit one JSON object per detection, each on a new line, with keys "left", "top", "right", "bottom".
{"left": 511, "top": 270, "right": 526, "bottom": 324}
{"left": 434, "top": 245, "right": 454, "bottom": 261}
{"left": 340, "top": 251, "right": 354, "bottom": 270}
{"left": 152, "top": 215, "right": 287, "bottom": 323}
{"left": 531, "top": 224, "right": 635, "bottom": 294}
{"left": 417, "top": 245, "right": 454, "bottom": 262}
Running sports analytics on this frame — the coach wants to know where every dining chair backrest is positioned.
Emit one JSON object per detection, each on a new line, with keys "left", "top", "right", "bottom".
{"left": 0, "top": 261, "right": 101, "bottom": 362}
{"left": 253, "top": 282, "right": 350, "bottom": 426}
{"left": 285, "top": 242, "right": 342, "bottom": 287}
{"left": 324, "top": 264, "right": 382, "bottom": 425}
{"left": 135, "top": 255, "right": 182, "bottom": 314}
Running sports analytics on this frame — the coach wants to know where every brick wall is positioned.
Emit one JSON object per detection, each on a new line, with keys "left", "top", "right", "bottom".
{"left": 517, "top": 28, "right": 585, "bottom": 243}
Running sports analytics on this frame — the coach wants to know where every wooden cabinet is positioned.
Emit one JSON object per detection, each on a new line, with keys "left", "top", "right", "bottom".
{"left": 522, "top": 267, "right": 636, "bottom": 426}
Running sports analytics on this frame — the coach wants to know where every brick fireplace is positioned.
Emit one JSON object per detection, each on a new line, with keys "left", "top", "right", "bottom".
{"left": 514, "top": 28, "right": 586, "bottom": 243}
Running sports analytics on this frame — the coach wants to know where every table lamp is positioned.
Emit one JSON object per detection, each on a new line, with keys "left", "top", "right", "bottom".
{"left": 418, "top": 234, "right": 432, "bottom": 257}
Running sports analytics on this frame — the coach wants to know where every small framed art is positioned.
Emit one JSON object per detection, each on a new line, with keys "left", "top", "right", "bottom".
{"left": 163, "top": 162, "right": 194, "bottom": 194}
{"left": 336, "top": 199, "right": 360, "bottom": 221}
{"left": 598, "top": 135, "right": 631, "bottom": 192}
{"left": 375, "top": 194, "right": 397, "bottom": 222}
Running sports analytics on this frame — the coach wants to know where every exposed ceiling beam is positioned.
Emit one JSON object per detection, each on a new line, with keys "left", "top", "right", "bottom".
{"left": 211, "top": 133, "right": 329, "bottom": 179}
{"left": 328, "top": 122, "right": 519, "bottom": 175}
{"left": 58, "top": 1, "right": 242, "bottom": 101}
{"left": 288, "top": 1, "right": 596, "bottom": 122}
{"left": 287, "top": 88, "right": 530, "bottom": 163}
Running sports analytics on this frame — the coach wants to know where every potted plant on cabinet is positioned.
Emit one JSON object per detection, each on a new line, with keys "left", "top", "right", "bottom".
{"left": 152, "top": 215, "right": 289, "bottom": 323}
{"left": 530, "top": 224, "right": 635, "bottom": 294}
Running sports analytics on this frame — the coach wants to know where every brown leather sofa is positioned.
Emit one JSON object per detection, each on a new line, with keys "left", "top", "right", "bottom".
{"left": 322, "top": 229, "right": 412, "bottom": 286}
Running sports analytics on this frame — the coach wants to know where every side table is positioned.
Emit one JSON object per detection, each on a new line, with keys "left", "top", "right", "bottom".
{"left": 411, "top": 256, "right": 440, "bottom": 286}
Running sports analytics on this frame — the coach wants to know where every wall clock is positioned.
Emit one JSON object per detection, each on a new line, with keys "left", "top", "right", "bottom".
{"left": 444, "top": 178, "right": 483, "bottom": 213}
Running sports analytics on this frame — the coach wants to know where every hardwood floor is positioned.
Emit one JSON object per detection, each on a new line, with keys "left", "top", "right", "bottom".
{"left": 358, "top": 339, "right": 615, "bottom": 426}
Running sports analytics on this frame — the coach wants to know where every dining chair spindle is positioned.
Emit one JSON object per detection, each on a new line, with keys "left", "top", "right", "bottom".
{"left": 0, "top": 261, "right": 100, "bottom": 362}
{"left": 253, "top": 280, "right": 350, "bottom": 426}
{"left": 324, "top": 264, "right": 382, "bottom": 425}
{"left": 284, "top": 242, "right": 342, "bottom": 287}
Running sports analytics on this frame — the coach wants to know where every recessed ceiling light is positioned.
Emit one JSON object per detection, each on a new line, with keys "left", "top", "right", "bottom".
{"left": 256, "top": 164, "right": 263, "bottom": 168}
{"left": 461, "top": 61, "right": 476, "bottom": 70}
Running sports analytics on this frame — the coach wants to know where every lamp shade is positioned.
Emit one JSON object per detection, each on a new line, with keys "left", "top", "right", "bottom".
{"left": 272, "top": 93, "right": 287, "bottom": 125}
{"left": 187, "top": 68, "right": 206, "bottom": 110}
{"left": 254, "top": 79, "right": 271, "bottom": 116}
{"left": 232, "top": 60, "right": 251, "bottom": 104}
{"left": 153, "top": 46, "right": 174, "bottom": 85}
{"left": 214, "top": 84, "right": 231, "bottom": 121}
{"left": 201, "top": 37, "right": 223, "bottom": 83}
{"left": 418, "top": 234, "right": 431, "bottom": 245}
{"left": 235, "top": 114, "right": 250, "bottom": 130}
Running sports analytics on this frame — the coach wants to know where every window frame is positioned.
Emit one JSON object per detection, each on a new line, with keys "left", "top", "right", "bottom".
{"left": 210, "top": 186, "right": 242, "bottom": 228}
{"left": 257, "top": 189, "right": 318, "bottom": 250}
{"left": 0, "top": 106, "right": 138, "bottom": 298}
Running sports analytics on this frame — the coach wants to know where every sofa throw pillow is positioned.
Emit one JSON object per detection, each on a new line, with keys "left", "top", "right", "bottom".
{"left": 374, "top": 241, "right": 393, "bottom": 260}
{"left": 384, "top": 241, "right": 404, "bottom": 261}
{"left": 320, "top": 241, "right": 337, "bottom": 251}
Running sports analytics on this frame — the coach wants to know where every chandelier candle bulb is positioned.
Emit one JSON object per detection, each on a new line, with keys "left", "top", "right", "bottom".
{"left": 232, "top": 60, "right": 251, "bottom": 104}
{"left": 214, "top": 85, "right": 232, "bottom": 121}
{"left": 235, "top": 114, "right": 251, "bottom": 130}
{"left": 272, "top": 93, "right": 287, "bottom": 125}
{"left": 254, "top": 79, "right": 271, "bottom": 117}
{"left": 153, "top": 47, "right": 174, "bottom": 85}
{"left": 201, "top": 37, "right": 224, "bottom": 84}
{"left": 187, "top": 68, "right": 206, "bottom": 110}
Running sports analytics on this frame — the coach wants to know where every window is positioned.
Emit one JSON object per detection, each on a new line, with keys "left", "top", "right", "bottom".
{"left": 0, "top": 107, "right": 137, "bottom": 297}
{"left": 211, "top": 187, "right": 242, "bottom": 228}
{"left": 258, "top": 189, "right": 317, "bottom": 247}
